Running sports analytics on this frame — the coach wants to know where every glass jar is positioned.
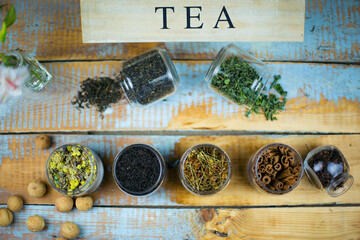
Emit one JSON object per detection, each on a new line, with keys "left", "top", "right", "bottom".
{"left": 247, "top": 143, "right": 304, "bottom": 195}
{"left": 205, "top": 44, "right": 273, "bottom": 107}
{"left": 112, "top": 143, "right": 166, "bottom": 196}
{"left": 46, "top": 144, "right": 104, "bottom": 196}
{"left": 118, "top": 47, "right": 180, "bottom": 107}
{"left": 179, "top": 143, "right": 232, "bottom": 196}
{"left": 5, "top": 49, "right": 52, "bottom": 92}
{"left": 304, "top": 145, "right": 354, "bottom": 197}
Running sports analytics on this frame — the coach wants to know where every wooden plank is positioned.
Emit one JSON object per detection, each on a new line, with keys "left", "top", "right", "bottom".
{"left": 0, "top": 205, "right": 359, "bottom": 239}
{"left": 0, "top": 61, "right": 359, "bottom": 133}
{"left": 0, "top": 134, "right": 359, "bottom": 206}
{"left": 1, "top": 0, "right": 359, "bottom": 62}
{"left": 81, "top": 0, "right": 305, "bottom": 43}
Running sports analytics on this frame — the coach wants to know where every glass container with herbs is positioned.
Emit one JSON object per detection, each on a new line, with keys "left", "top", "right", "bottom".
{"left": 112, "top": 144, "right": 166, "bottom": 196}
{"left": 46, "top": 144, "right": 104, "bottom": 196}
{"left": 179, "top": 144, "right": 231, "bottom": 196}
{"left": 205, "top": 44, "right": 287, "bottom": 121}
{"left": 247, "top": 143, "right": 304, "bottom": 195}
{"left": 118, "top": 47, "right": 180, "bottom": 107}
{"left": 304, "top": 145, "right": 353, "bottom": 197}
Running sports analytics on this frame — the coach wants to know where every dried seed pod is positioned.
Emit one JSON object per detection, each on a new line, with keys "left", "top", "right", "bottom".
{"left": 35, "top": 135, "right": 52, "bottom": 149}
{"left": 7, "top": 195, "right": 23, "bottom": 212}
{"left": 28, "top": 180, "right": 46, "bottom": 198}
{"left": 26, "top": 215, "right": 45, "bottom": 232}
{"left": 0, "top": 208, "right": 13, "bottom": 227}
{"left": 60, "top": 221, "right": 80, "bottom": 239}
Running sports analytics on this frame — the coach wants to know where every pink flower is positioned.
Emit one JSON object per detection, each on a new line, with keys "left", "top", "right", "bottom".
{"left": 0, "top": 65, "right": 29, "bottom": 103}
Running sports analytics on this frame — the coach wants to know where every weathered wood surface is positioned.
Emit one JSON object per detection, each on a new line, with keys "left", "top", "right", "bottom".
{"left": 1, "top": 0, "right": 359, "bottom": 62}
{"left": 1, "top": 134, "right": 359, "bottom": 206}
{"left": 81, "top": 0, "right": 305, "bottom": 43}
{"left": 0, "top": 61, "right": 359, "bottom": 133}
{"left": 0, "top": 205, "right": 359, "bottom": 239}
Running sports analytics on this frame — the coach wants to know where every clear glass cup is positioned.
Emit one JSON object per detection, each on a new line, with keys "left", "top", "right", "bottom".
{"left": 118, "top": 47, "right": 180, "bottom": 108}
{"left": 304, "top": 145, "right": 354, "bottom": 197}
{"left": 247, "top": 143, "right": 304, "bottom": 195}
{"left": 205, "top": 44, "right": 273, "bottom": 107}
{"left": 179, "top": 143, "right": 232, "bottom": 196}
{"left": 112, "top": 143, "right": 166, "bottom": 197}
{"left": 5, "top": 49, "right": 52, "bottom": 92}
{"left": 46, "top": 144, "right": 104, "bottom": 196}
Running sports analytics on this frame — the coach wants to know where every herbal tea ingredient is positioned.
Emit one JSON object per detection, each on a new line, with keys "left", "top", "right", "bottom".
{"left": 55, "top": 196, "right": 74, "bottom": 213}
{"left": 27, "top": 180, "right": 46, "bottom": 198}
{"left": 211, "top": 56, "right": 287, "bottom": 120}
{"left": 71, "top": 76, "right": 123, "bottom": 118}
{"left": 0, "top": 208, "right": 13, "bottom": 227}
{"left": 252, "top": 146, "right": 301, "bottom": 192}
{"left": 60, "top": 221, "right": 80, "bottom": 239}
{"left": 120, "top": 49, "right": 175, "bottom": 105}
{"left": 48, "top": 146, "right": 94, "bottom": 194}
{"left": 183, "top": 146, "right": 229, "bottom": 193}
{"left": 26, "top": 215, "right": 45, "bottom": 232}
{"left": 7, "top": 195, "right": 23, "bottom": 212}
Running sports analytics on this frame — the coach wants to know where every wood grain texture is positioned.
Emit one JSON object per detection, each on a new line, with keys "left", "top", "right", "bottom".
{"left": 0, "top": 134, "right": 359, "bottom": 206}
{"left": 0, "top": 61, "right": 359, "bottom": 133}
{"left": 0, "top": 205, "right": 359, "bottom": 239}
{"left": 81, "top": 0, "right": 305, "bottom": 43}
{"left": 0, "top": 0, "right": 359, "bottom": 62}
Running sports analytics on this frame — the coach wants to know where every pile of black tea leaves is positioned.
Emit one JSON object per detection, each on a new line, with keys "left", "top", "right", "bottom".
{"left": 71, "top": 76, "right": 122, "bottom": 118}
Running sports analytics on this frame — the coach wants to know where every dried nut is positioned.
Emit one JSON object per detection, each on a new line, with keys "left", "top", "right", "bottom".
{"left": 55, "top": 196, "right": 74, "bottom": 213}
{"left": 7, "top": 195, "right": 23, "bottom": 212}
{"left": 27, "top": 180, "right": 46, "bottom": 198}
{"left": 75, "top": 196, "right": 93, "bottom": 211}
{"left": 60, "top": 221, "right": 80, "bottom": 239}
{"left": 35, "top": 134, "right": 52, "bottom": 149}
{"left": 26, "top": 215, "right": 45, "bottom": 232}
{"left": 0, "top": 208, "right": 13, "bottom": 227}
{"left": 56, "top": 237, "right": 67, "bottom": 240}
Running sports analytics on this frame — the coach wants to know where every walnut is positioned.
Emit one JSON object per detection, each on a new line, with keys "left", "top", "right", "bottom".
{"left": 27, "top": 180, "right": 46, "bottom": 198}
{"left": 0, "top": 208, "right": 13, "bottom": 227}
{"left": 35, "top": 134, "right": 52, "bottom": 149}
{"left": 26, "top": 215, "right": 45, "bottom": 232}
{"left": 60, "top": 221, "right": 80, "bottom": 239}
{"left": 7, "top": 195, "right": 23, "bottom": 212}
{"left": 55, "top": 196, "right": 73, "bottom": 213}
{"left": 75, "top": 196, "right": 93, "bottom": 211}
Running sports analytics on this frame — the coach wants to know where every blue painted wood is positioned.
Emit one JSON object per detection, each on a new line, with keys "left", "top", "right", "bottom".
{"left": 1, "top": 0, "right": 359, "bottom": 62}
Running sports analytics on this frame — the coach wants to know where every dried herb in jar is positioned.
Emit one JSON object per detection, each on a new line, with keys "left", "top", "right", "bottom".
{"left": 183, "top": 146, "right": 229, "bottom": 193}
{"left": 48, "top": 146, "right": 95, "bottom": 193}
{"left": 119, "top": 49, "right": 175, "bottom": 105}
{"left": 211, "top": 56, "right": 287, "bottom": 121}
{"left": 71, "top": 76, "right": 123, "bottom": 118}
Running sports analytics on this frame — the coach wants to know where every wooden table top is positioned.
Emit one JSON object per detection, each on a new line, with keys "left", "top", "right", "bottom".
{"left": 0, "top": 0, "right": 359, "bottom": 239}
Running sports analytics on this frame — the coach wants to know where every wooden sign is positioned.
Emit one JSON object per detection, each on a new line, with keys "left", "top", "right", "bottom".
{"left": 81, "top": 0, "right": 305, "bottom": 43}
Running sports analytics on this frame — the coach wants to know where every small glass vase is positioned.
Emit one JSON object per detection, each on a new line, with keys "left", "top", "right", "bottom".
{"left": 5, "top": 49, "right": 52, "bottom": 92}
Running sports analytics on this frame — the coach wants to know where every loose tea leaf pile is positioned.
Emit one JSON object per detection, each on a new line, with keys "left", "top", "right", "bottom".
{"left": 115, "top": 146, "right": 161, "bottom": 194}
{"left": 71, "top": 76, "right": 122, "bottom": 118}
{"left": 120, "top": 49, "right": 175, "bottom": 105}
{"left": 183, "top": 146, "right": 229, "bottom": 193}
{"left": 48, "top": 146, "right": 95, "bottom": 194}
{"left": 307, "top": 148, "right": 345, "bottom": 188}
{"left": 211, "top": 56, "right": 287, "bottom": 120}
{"left": 251, "top": 145, "right": 302, "bottom": 193}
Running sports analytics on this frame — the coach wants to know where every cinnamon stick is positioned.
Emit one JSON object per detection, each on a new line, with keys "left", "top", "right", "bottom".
{"left": 262, "top": 175, "right": 271, "bottom": 185}
{"left": 274, "top": 163, "right": 282, "bottom": 171}
{"left": 278, "top": 168, "right": 292, "bottom": 179}
{"left": 265, "top": 164, "right": 274, "bottom": 174}
{"left": 271, "top": 179, "right": 284, "bottom": 190}
{"left": 281, "top": 155, "right": 289, "bottom": 168}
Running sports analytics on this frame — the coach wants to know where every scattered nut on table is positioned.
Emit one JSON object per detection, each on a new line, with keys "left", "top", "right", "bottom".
{"left": 60, "top": 221, "right": 80, "bottom": 239}
{"left": 27, "top": 180, "right": 46, "bottom": 198}
{"left": 7, "top": 195, "right": 23, "bottom": 212}
{"left": 34, "top": 134, "right": 52, "bottom": 149}
{"left": 55, "top": 196, "right": 74, "bottom": 213}
{"left": 0, "top": 208, "right": 13, "bottom": 227}
{"left": 26, "top": 215, "right": 45, "bottom": 232}
{"left": 75, "top": 196, "right": 93, "bottom": 211}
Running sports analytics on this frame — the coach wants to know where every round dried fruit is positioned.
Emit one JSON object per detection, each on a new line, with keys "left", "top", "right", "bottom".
{"left": 35, "top": 135, "right": 52, "bottom": 149}
{"left": 55, "top": 196, "right": 74, "bottom": 213}
{"left": 7, "top": 195, "right": 23, "bottom": 212}
{"left": 28, "top": 180, "right": 46, "bottom": 198}
{"left": 60, "top": 221, "right": 80, "bottom": 239}
{"left": 0, "top": 208, "right": 13, "bottom": 227}
{"left": 26, "top": 215, "right": 45, "bottom": 232}
{"left": 75, "top": 196, "right": 93, "bottom": 211}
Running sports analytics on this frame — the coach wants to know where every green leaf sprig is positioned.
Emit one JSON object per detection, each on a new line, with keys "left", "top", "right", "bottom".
{"left": 0, "top": 4, "right": 16, "bottom": 43}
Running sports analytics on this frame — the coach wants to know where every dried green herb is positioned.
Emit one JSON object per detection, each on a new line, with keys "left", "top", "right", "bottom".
{"left": 183, "top": 146, "right": 229, "bottom": 193}
{"left": 71, "top": 76, "right": 123, "bottom": 118}
{"left": 48, "top": 145, "right": 95, "bottom": 194}
{"left": 211, "top": 56, "right": 287, "bottom": 121}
